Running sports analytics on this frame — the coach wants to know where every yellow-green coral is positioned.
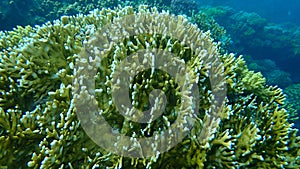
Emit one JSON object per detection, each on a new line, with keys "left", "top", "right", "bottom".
{"left": 0, "top": 5, "right": 299, "bottom": 169}
{"left": 191, "top": 10, "right": 231, "bottom": 52}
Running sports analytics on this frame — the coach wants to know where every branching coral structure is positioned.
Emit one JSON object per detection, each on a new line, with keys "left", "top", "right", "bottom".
{"left": 0, "top": 5, "right": 299, "bottom": 168}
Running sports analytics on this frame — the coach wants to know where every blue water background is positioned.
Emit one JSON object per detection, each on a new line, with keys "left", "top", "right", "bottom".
{"left": 197, "top": 0, "right": 300, "bottom": 25}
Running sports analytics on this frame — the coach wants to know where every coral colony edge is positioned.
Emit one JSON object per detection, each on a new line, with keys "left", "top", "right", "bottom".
{"left": 0, "top": 4, "right": 299, "bottom": 169}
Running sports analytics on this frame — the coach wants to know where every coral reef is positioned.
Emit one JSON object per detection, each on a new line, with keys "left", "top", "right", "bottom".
{"left": 285, "top": 84, "right": 300, "bottom": 112}
{"left": 197, "top": 6, "right": 300, "bottom": 84}
{"left": 190, "top": 10, "right": 231, "bottom": 53}
{"left": 284, "top": 84, "right": 300, "bottom": 128}
{"left": 170, "top": 0, "right": 198, "bottom": 15}
{"left": 2, "top": 1, "right": 300, "bottom": 85}
{"left": 198, "top": 6, "right": 268, "bottom": 53}
{"left": 0, "top": 0, "right": 125, "bottom": 30}
{"left": 0, "top": 5, "right": 299, "bottom": 169}
{"left": 246, "top": 58, "right": 293, "bottom": 88}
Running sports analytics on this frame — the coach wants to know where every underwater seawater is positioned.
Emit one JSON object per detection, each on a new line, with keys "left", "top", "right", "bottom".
{"left": 0, "top": 0, "right": 299, "bottom": 168}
